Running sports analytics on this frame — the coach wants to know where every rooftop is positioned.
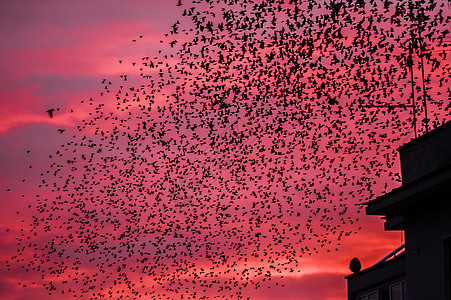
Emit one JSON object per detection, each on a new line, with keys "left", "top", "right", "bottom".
{"left": 366, "top": 120, "right": 451, "bottom": 230}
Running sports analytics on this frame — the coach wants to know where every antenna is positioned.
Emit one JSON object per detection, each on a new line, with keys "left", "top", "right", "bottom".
{"left": 405, "top": 2, "right": 432, "bottom": 138}
{"left": 408, "top": 40, "right": 418, "bottom": 139}
{"left": 417, "top": 18, "right": 429, "bottom": 133}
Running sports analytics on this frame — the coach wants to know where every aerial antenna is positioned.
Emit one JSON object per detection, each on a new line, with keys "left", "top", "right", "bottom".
{"left": 417, "top": 15, "right": 429, "bottom": 133}
{"left": 405, "top": 1, "right": 433, "bottom": 138}
{"left": 408, "top": 39, "right": 418, "bottom": 139}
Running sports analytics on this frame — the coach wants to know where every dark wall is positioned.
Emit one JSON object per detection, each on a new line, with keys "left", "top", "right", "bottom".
{"left": 399, "top": 123, "right": 451, "bottom": 185}
{"left": 405, "top": 200, "right": 451, "bottom": 300}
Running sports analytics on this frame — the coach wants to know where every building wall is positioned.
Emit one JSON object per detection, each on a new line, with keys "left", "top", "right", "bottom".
{"left": 405, "top": 200, "right": 451, "bottom": 300}
{"left": 346, "top": 256, "right": 406, "bottom": 300}
{"left": 399, "top": 122, "right": 451, "bottom": 185}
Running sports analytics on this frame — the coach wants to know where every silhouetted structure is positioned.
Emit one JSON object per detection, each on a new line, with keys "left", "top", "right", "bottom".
{"left": 346, "top": 121, "right": 451, "bottom": 300}
{"left": 349, "top": 257, "right": 362, "bottom": 274}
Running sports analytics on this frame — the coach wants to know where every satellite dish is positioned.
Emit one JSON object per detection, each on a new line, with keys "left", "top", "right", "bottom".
{"left": 349, "top": 257, "right": 361, "bottom": 273}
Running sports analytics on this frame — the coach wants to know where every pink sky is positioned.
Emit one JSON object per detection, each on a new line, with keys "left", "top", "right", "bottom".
{"left": 1, "top": 1, "right": 448, "bottom": 299}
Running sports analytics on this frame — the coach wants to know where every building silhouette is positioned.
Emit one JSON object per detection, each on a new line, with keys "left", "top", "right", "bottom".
{"left": 346, "top": 121, "right": 451, "bottom": 300}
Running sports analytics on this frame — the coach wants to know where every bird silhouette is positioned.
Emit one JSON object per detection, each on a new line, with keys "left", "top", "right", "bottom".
{"left": 46, "top": 109, "right": 56, "bottom": 118}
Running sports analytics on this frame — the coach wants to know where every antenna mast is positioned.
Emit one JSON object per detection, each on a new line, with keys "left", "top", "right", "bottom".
{"left": 406, "top": 1, "right": 432, "bottom": 138}
{"left": 417, "top": 16, "right": 429, "bottom": 133}
{"left": 408, "top": 41, "right": 417, "bottom": 139}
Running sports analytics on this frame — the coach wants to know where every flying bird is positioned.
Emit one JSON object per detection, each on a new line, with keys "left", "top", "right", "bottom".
{"left": 46, "top": 109, "right": 55, "bottom": 118}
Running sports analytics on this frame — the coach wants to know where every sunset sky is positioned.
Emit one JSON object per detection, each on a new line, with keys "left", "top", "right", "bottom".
{"left": 0, "top": 1, "right": 448, "bottom": 299}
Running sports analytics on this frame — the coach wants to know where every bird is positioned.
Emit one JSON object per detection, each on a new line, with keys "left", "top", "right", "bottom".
{"left": 46, "top": 109, "right": 55, "bottom": 118}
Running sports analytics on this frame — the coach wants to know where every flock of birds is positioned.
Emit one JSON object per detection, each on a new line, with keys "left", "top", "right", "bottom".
{"left": 7, "top": 0, "right": 450, "bottom": 299}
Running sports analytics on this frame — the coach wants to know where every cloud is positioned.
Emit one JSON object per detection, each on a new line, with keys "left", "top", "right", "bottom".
{"left": 0, "top": 1, "right": 418, "bottom": 299}
{"left": 0, "top": 0, "right": 179, "bottom": 133}
{"left": 241, "top": 272, "right": 347, "bottom": 300}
